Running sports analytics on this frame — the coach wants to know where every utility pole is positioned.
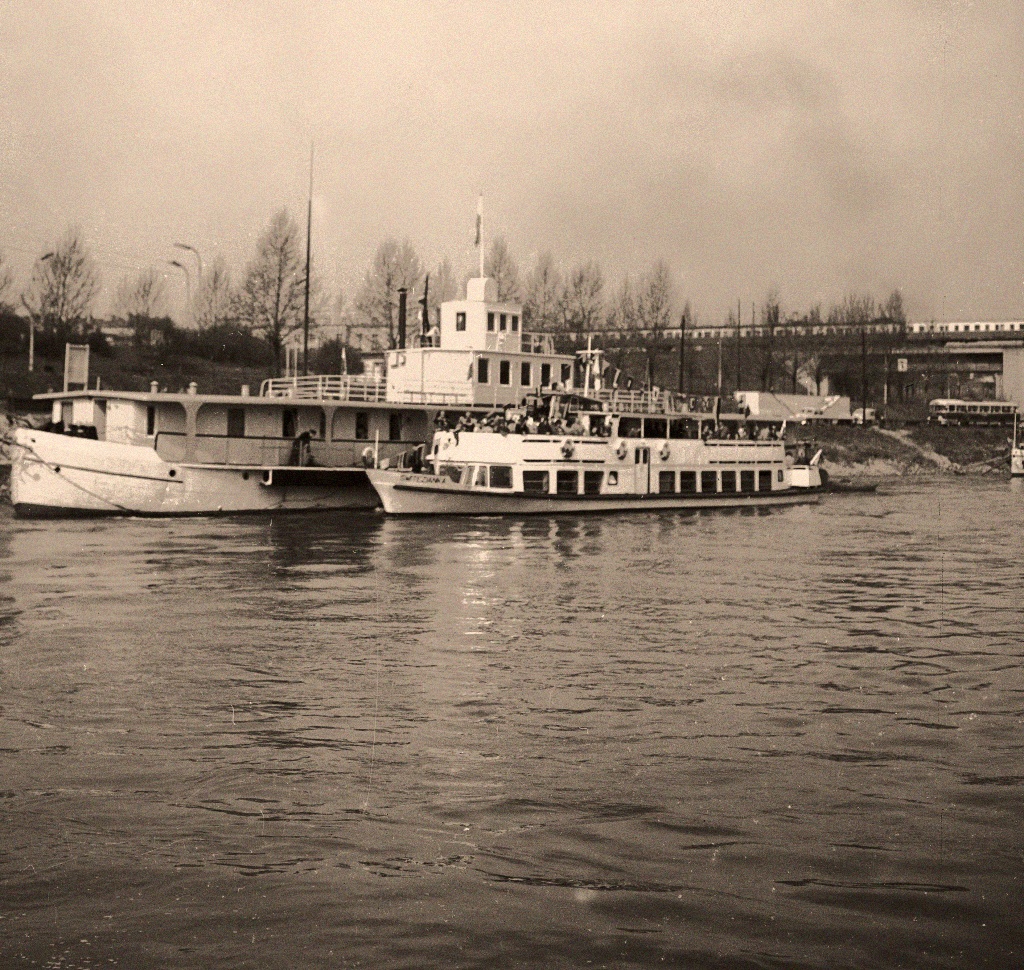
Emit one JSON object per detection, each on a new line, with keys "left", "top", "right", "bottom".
{"left": 302, "top": 144, "right": 314, "bottom": 376}
{"left": 861, "top": 322, "right": 867, "bottom": 421}
{"left": 735, "top": 298, "right": 741, "bottom": 393}
{"left": 677, "top": 308, "right": 686, "bottom": 395}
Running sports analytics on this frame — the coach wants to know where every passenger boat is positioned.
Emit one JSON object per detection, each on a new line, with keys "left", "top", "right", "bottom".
{"left": 367, "top": 386, "right": 825, "bottom": 516}
{"left": 7, "top": 277, "right": 576, "bottom": 516}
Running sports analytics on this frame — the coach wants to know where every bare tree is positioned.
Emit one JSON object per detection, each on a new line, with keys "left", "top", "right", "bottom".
{"left": 352, "top": 238, "right": 423, "bottom": 349}
{"left": 559, "top": 261, "right": 604, "bottom": 334}
{"left": 194, "top": 255, "right": 233, "bottom": 331}
{"left": 635, "top": 260, "right": 673, "bottom": 332}
{"left": 607, "top": 275, "right": 638, "bottom": 331}
{"left": 21, "top": 228, "right": 100, "bottom": 330}
{"left": 759, "top": 291, "right": 782, "bottom": 391}
{"left": 484, "top": 236, "right": 521, "bottom": 301}
{"left": 523, "top": 253, "right": 562, "bottom": 332}
{"left": 0, "top": 250, "right": 14, "bottom": 309}
{"left": 115, "top": 267, "right": 168, "bottom": 320}
{"left": 234, "top": 209, "right": 319, "bottom": 375}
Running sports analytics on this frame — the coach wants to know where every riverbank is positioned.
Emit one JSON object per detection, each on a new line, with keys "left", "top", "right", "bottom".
{"left": 794, "top": 423, "right": 1014, "bottom": 479}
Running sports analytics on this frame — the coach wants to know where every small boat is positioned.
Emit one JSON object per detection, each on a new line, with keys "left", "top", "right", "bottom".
{"left": 1012, "top": 414, "right": 1024, "bottom": 477}
{"left": 367, "top": 394, "right": 824, "bottom": 516}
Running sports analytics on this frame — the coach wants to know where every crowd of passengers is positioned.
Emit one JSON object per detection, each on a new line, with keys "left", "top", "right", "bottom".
{"left": 433, "top": 408, "right": 784, "bottom": 442}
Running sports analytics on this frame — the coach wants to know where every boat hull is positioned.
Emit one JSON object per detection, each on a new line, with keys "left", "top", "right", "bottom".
{"left": 367, "top": 469, "right": 822, "bottom": 516}
{"left": 10, "top": 429, "right": 378, "bottom": 517}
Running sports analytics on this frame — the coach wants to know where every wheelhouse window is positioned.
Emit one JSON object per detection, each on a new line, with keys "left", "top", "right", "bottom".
{"left": 499, "top": 313, "right": 507, "bottom": 331}
{"left": 701, "top": 470, "right": 717, "bottom": 493}
{"left": 474, "top": 465, "right": 488, "bottom": 487}
{"left": 523, "top": 470, "right": 549, "bottom": 494}
{"left": 556, "top": 470, "right": 578, "bottom": 495}
{"left": 456, "top": 312, "right": 467, "bottom": 331}
{"left": 561, "top": 363, "right": 572, "bottom": 385}
{"left": 499, "top": 360, "right": 511, "bottom": 385}
{"left": 355, "top": 412, "right": 369, "bottom": 440}
{"left": 477, "top": 358, "right": 490, "bottom": 384}
{"left": 541, "top": 363, "right": 552, "bottom": 386}
{"left": 669, "top": 417, "right": 698, "bottom": 439}
{"left": 487, "top": 312, "right": 495, "bottom": 332}
{"left": 521, "top": 362, "right": 531, "bottom": 386}
{"left": 489, "top": 465, "right": 513, "bottom": 489}
{"left": 227, "top": 407, "right": 245, "bottom": 438}
{"left": 389, "top": 413, "right": 402, "bottom": 441}
{"left": 511, "top": 314, "right": 519, "bottom": 331}
{"left": 146, "top": 406, "right": 156, "bottom": 436}
{"left": 437, "top": 463, "right": 464, "bottom": 483}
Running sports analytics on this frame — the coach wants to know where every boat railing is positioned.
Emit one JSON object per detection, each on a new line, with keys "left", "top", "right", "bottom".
{"left": 592, "top": 387, "right": 694, "bottom": 414}
{"left": 154, "top": 431, "right": 421, "bottom": 467}
{"left": 389, "top": 383, "right": 475, "bottom": 406}
{"left": 260, "top": 374, "right": 388, "bottom": 402}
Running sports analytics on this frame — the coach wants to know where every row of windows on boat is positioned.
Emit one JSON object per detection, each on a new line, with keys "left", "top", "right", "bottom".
{"left": 435, "top": 464, "right": 783, "bottom": 494}
{"left": 475, "top": 359, "right": 573, "bottom": 386}
{"left": 147, "top": 407, "right": 404, "bottom": 442}
{"left": 455, "top": 311, "right": 521, "bottom": 333}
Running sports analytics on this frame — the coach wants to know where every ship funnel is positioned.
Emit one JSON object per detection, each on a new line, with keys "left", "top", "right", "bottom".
{"left": 397, "top": 288, "right": 407, "bottom": 349}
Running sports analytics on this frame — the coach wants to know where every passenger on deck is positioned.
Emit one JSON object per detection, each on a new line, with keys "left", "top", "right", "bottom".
{"left": 456, "top": 411, "right": 475, "bottom": 433}
{"left": 566, "top": 414, "right": 586, "bottom": 435}
{"left": 435, "top": 411, "right": 450, "bottom": 431}
{"left": 288, "top": 430, "right": 316, "bottom": 466}
{"left": 525, "top": 414, "right": 539, "bottom": 434}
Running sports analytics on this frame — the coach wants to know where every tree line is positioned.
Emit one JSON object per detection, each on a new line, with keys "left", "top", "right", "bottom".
{"left": 0, "top": 215, "right": 906, "bottom": 400}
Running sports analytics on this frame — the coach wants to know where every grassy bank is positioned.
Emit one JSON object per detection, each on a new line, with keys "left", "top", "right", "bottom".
{"left": 790, "top": 423, "right": 1014, "bottom": 478}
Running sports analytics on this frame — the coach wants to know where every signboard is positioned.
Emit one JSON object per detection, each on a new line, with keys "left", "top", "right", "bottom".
{"left": 64, "top": 343, "right": 90, "bottom": 391}
{"left": 897, "top": 357, "right": 908, "bottom": 373}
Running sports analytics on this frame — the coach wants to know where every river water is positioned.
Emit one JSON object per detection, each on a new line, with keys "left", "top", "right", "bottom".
{"left": 1, "top": 479, "right": 1022, "bottom": 969}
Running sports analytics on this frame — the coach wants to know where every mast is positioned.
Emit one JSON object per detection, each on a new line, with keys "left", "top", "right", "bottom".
{"left": 302, "top": 144, "right": 314, "bottom": 376}
{"left": 476, "top": 194, "right": 484, "bottom": 277}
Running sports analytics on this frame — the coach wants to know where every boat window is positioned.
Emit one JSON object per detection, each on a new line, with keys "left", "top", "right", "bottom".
{"left": 474, "top": 465, "right": 488, "bottom": 487}
{"left": 701, "top": 470, "right": 717, "bottom": 493}
{"left": 456, "top": 312, "right": 467, "bottom": 332}
{"left": 619, "top": 417, "right": 642, "bottom": 438}
{"left": 319, "top": 412, "right": 327, "bottom": 439}
{"left": 438, "top": 463, "right": 463, "bottom": 483}
{"left": 227, "top": 407, "right": 245, "bottom": 438}
{"left": 389, "top": 413, "right": 403, "bottom": 441}
{"left": 556, "top": 470, "right": 578, "bottom": 495}
{"left": 669, "top": 417, "right": 698, "bottom": 439}
{"left": 499, "top": 360, "right": 511, "bottom": 385}
{"left": 511, "top": 314, "right": 519, "bottom": 332}
{"left": 523, "top": 470, "right": 549, "bottom": 494}
{"left": 608, "top": 471, "right": 618, "bottom": 486}
{"left": 541, "top": 363, "right": 552, "bottom": 386}
{"left": 521, "top": 362, "right": 531, "bottom": 387}
{"left": 477, "top": 358, "right": 489, "bottom": 384}
{"left": 583, "top": 470, "right": 602, "bottom": 495}
{"left": 758, "top": 469, "right": 772, "bottom": 491}
{"left": 499, "top": 313, "right": 507, "bottom": 331}
{"left": 146, "top": 406, "right": 156, "bottom": 437}
{"left": 561, "top": 363, "right": 572, "bottom": 385}
{"left": 645, "top": 417, "right": 667, "bottom": 439}
{"left": 489, "top": 465, "right": 513, "bottom": 489}
{"left": 487, "top": 312, "right": 495, "bottom": 332}
{"left": 740, "top": 470, "right": 755, "bottom": 492}
{"left": 282, "top": 408, "right": 297, "bottom": 440}
{"left": 355, "top": 412, "right": 369, "bottom": 440}
{"left": 679, "top": 471, "right": 697, "bottom": 493}
{"left": 721, "top": 470, "right": 737, "bottom": 492}
{"left": 777, "top": 469, "right": 784, "bottom": 483}
{"left": 658, "top": 470, "right": 675, "bottom": 494}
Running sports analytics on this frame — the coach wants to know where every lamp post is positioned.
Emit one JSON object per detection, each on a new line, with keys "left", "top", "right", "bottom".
{"left": 168, "top": 260, "right": 192, "bottom": 325}
{"left": 26, "top": 251, "right": 54, "bottom": 372}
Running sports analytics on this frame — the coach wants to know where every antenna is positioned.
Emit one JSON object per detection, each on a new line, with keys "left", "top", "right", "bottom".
{"left": 303, "top": 143, "right": 314, "bottom": 375}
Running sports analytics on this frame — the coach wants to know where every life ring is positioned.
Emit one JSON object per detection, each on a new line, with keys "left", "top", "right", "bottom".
{"left": 361, "top": 446, "right": 375, "bottom": 468}
{"left": 560, "top": 438, "right": 575, "bottom": 459}
{"left": 615, "top": 439, "right": 628, "bottom": 460}
{"left": 659, "top": 441, "right": 670, "bottom": 461}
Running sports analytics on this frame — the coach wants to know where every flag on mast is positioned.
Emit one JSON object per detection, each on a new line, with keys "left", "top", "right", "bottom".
{"left": 475, "top": 194, "right": 482, "bottom": 247}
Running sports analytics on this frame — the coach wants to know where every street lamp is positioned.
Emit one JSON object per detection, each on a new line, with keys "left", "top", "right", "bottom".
{"left": 26, "top": 251, "right": 54, "bottom": 373}
{"left": 167, "top": 260, "right": 193, "bottom": 325}
{"left": 173, "top": 243, "right": 202, "bottom": 285}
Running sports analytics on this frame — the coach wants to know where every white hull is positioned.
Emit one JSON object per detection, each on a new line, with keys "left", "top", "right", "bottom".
{"left": 11, "top": 429, "right": 377, "bottom": 516}
{"left": 368, "top": 469, "right": 821, "bottom": 516}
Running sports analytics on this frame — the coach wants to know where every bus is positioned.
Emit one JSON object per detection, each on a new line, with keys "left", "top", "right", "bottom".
{"left": 928, "top": 399, "right": 1018, "bottom": 425}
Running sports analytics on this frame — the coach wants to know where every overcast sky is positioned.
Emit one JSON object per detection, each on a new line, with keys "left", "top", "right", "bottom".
{"left": 2, "top": 1, "right": 1022, "bottom": 324}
